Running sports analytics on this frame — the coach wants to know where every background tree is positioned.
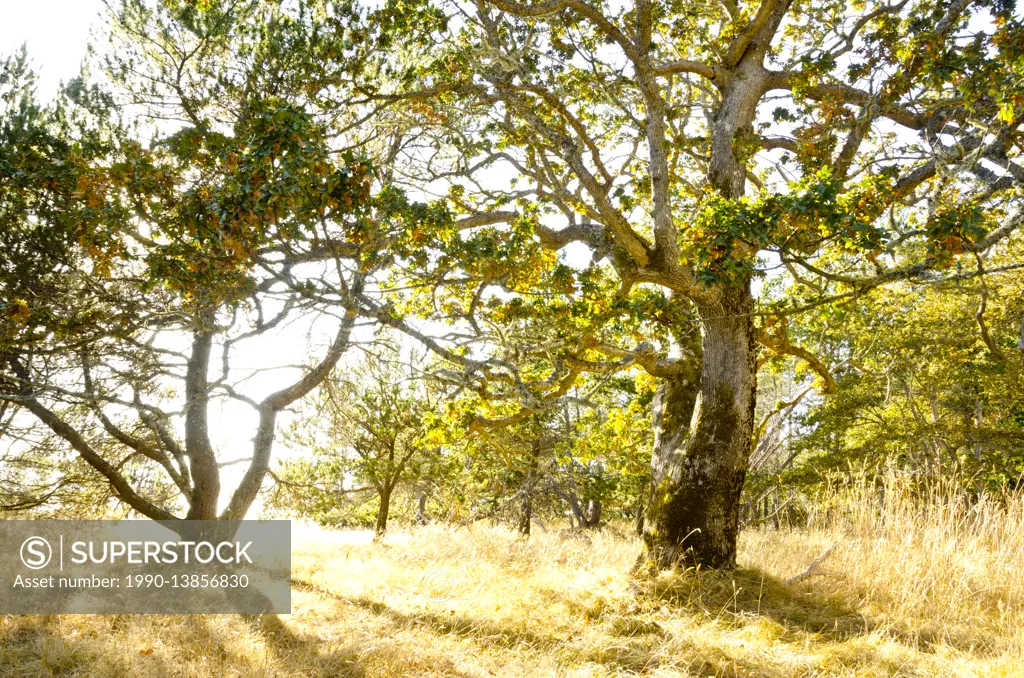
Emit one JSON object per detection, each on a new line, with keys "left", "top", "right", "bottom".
{"left": 270, "top": 341, "right": 442, "bottom": 535}
{"left": 782, "top": 262, "right": 1024, "bottom": 491}
{"left": 0, "top": 0, "right": 437, "bottom": 526}
{"left": 426, "top": 372, "right": 654, "bottom": 534}
{"left": 549, "top": 376, "right": 654, "bottom": 531}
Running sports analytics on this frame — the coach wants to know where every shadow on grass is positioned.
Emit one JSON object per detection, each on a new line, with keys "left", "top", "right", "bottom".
{"left": 0, "top": 614, "right": 181, "bottom": 677}
{"left": 340, "top": 593, "right": 669, "bottom": 675}
{"left": 294, "top": 577, "right": 677, "bottom": 674}
{"left": 642, "top": 565, "right": 1011, "bottom": 657}
{"left": 0, "top": 612, "right": 368, "bottom": 677}
{"left": 233, "top": 612, "right": 368, "bottom": 677}
{"left": 642, "top": 566, "right": 870, "bottom": 639}
{"left": 294, "top": 577, "right": 556, "bottom": 651}
{"left": 635, "top": 568, "right": 957, "bottom": 677}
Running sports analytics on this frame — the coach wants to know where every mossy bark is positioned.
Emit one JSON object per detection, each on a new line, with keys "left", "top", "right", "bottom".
{"left": 638, "top": 286, "right": 757, "bottom": 571}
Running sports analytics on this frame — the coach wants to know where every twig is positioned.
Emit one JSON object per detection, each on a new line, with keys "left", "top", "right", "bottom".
{"left": 742, "top": 497, "right": 791, "bottom": 528}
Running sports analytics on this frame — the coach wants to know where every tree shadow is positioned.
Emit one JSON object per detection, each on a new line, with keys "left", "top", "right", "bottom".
{"left": 0, "top": 611, "right": 369, "bottom": 677}
{"left": 0, "top": 615, "right": 179, "bottom": 677}
{"left": 296, "top": 578, "right": 678, "bottom": 675}
{"left": 633, "top": 567, "right": 985, "bottom": 676}
{"left": 640, "top": 565, "right": 1015, "bottom": 658}
{"left": 295, "top": 577, "right": 557, "bottom": 652}
{"left": 232, "top": 611, "right": 368, "bottom": 677}
{"left": 641, "top": 566, "right": 872, "bottom": 640}
{"left": 340, "top": 593, "right": 670, "bottom": 675}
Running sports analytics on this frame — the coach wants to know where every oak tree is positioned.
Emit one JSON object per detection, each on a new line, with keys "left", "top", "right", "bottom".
{"left": 378, "top": 0, "right": 1024, "bottom": 568}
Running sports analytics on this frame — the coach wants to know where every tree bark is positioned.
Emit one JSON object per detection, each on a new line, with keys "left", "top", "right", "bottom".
{"left": 518, "top": 490, "right": 532, "bottom": 536}
{"left": 416, "top": 492, "right": 429, "bottom": 525}
{"left": 634, "top": 481, "right": 647, "bottom": 537}
{"left": 639, "top": 285, "right": 757, "bottom": 570}
{"left": 375, "top": 484, "right": 392, "bottom": 537}
{"left": 184, "top": 311, "right": 220, "bottom": 521}
{"left": 564, "top": 487, "right": 587, "bottom": 528}
{"left": 584, "top": 498, "right": 601, "bottom": 527}
{"left": 518, "top": 437, "right": 541, "bottom": 536}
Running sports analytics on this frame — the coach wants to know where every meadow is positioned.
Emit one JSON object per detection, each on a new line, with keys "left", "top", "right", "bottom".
{"left": 2, "top": 477, "right": 1022, "bottom": 678}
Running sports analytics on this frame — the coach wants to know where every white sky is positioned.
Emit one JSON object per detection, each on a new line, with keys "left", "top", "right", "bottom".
{"left": 0, "top": 0, "right": 106, "bottom": 101}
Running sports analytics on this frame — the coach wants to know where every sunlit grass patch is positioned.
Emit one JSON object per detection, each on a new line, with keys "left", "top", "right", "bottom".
{"left": 2, "top": 481, "right": 1022, "bottom": 677}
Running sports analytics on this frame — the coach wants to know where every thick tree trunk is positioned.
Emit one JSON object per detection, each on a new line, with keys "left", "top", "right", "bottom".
{"left": 639, "top": 286, "right": 757, "bottom": 571}
{"left": 375, "top": 484, "right": 392, "bottom": 537}
{"left": 633, "top": 31, "right": 775, "bottom": 570}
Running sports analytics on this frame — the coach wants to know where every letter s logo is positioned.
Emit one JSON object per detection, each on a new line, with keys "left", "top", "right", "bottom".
{"left": 20, "top": 536, "right": 52, "bottom": 570}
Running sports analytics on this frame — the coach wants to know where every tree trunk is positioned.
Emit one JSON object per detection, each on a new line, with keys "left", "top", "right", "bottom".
{"left": 375, "top": 484, "right": 392, "bottom": 537}
{"left": 565, "top": 490, "right": 586, "bottom": 528}
{"left": 416, "top": 492, "right": 429, "bottom": 525}
{"left": 639, "top": 286, "right": 757, "bottom": 571}
{"left": 584, "top": 498, "right": 601, "bottom": 527}
{"left": 518, "top": 437, "right": 541, "bottom": 536}
{"left": 518, "top": 491, "right": 532, "bottom": 536}
{"left": 634, "top": 36, "right": 774, "bottom": 570}
{"left": 184, "top": 312, "right": 220, "bottom": 521}
{"left": 634, "top": 481, "right": 647, "bottom": 537}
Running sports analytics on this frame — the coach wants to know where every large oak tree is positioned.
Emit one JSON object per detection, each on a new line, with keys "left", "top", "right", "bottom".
{"left": 375, "top": 0, "right": 1024, "bottom": 568}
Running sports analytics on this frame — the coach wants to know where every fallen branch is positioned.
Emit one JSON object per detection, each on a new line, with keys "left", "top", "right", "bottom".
{"left": 785, "top": 541, "right": 839, "bottom": 585}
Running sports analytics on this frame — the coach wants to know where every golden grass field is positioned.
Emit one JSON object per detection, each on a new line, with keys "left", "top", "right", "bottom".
{"left": 2, "top": 478, "right": 1023, "bottom": 677}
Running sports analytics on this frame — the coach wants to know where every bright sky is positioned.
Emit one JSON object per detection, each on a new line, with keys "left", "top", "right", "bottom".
{"left": 0, "top": 0, "right": 106, "bottom": 101}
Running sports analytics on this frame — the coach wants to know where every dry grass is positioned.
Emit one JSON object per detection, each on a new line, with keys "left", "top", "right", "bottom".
{"left": 2, "top": 476, "right": 1023, "bottom": 677}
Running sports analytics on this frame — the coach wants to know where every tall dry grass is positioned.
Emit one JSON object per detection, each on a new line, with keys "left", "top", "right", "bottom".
{"left": 744, "top": 471, "right": 1024, "bottom": 658}
{"left": 1, "top": 473, "right": 1022, "bottom": 677}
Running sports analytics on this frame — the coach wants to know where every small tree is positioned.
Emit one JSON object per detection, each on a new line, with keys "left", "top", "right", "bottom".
{"left": 272, "top": 343, "right": 441, "bottom": 535}
{"left": 443, "top": 373, "right": 654, "bottom": 534}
